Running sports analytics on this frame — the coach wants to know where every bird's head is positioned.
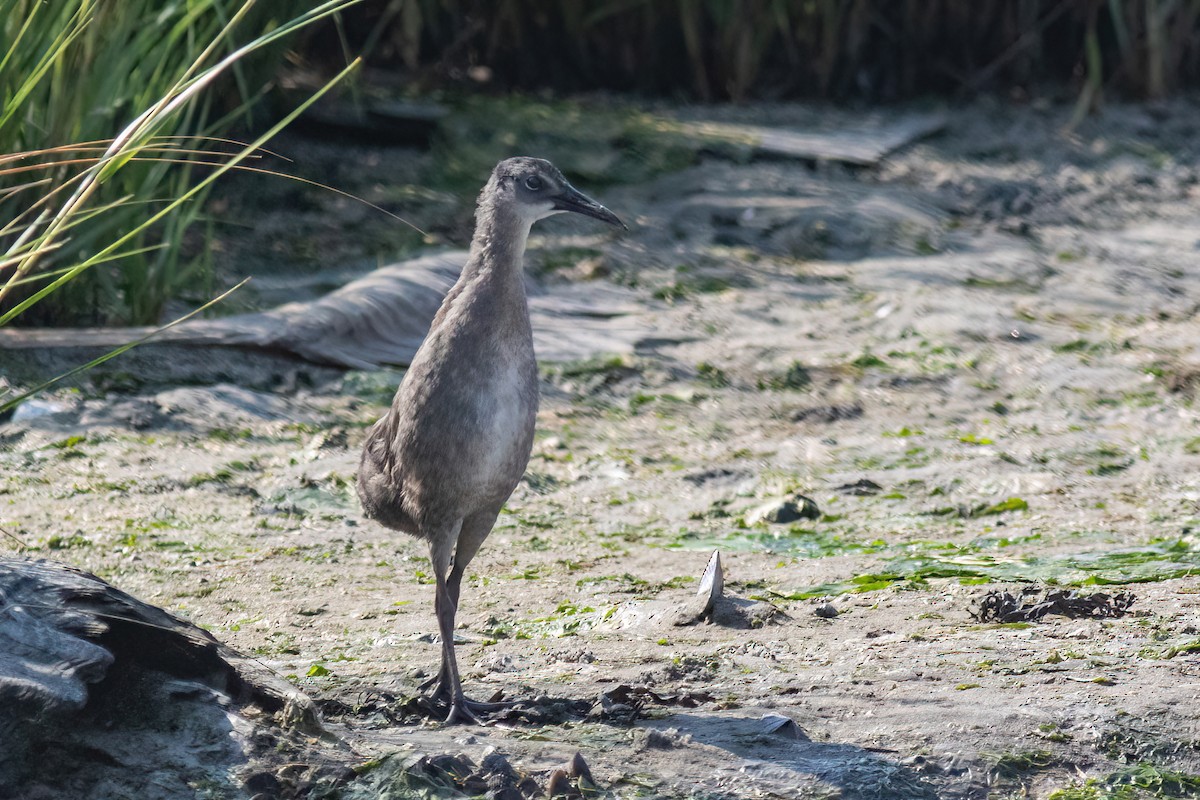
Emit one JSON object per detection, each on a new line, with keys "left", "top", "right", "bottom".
{"left": 490, "top": 157, "right": 625, "bottom": 230}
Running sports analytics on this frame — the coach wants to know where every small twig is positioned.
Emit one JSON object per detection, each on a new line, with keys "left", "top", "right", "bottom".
{"left": 0, "top": 525, "right": 29, "bottom": 551}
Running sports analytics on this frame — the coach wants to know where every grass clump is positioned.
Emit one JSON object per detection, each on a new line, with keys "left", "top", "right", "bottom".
{"left": 758, "top": 361, "right": 812, "bottom": 391}
{"left": 0, "top": 1, "right": 361, "bottom": 414}
{"left": 1048, "top": 764, "right": 1200, "bottom": 800}
{"left": 0, "top": 0, "right": 339, "bottom": 326}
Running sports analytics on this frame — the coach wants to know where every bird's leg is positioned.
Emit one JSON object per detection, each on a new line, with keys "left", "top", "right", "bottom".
{"left": 432, "top": 569, "right": 483, "bottom": 724}
{"left": 414, "top": 566, "right": 471, "bottom": 702}
{"left": 438, "top": 511, "right": 510, "bottom": 719}
{"left": 418, "top": 513, "right": 510, "bottom": 724}
{"left": 421, "top": 581, "right": 506, "bottom": 723}
{"left": 425, "top": 530, "right": 482, "bottom": 724}
{"left": 414, "top": 527, "right": 456, "bottom": 703}
{"left": 415, "top": 562, "right": 474, "bottom": 697}
{"left": 441, "top": 563, "right": 508, "bottom": 716}
{"left": 416, "top": 591, "right": 452, "bottom": 697}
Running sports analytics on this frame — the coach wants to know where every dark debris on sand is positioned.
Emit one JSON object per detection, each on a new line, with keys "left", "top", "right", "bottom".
{"left": 353, "top": 748, "right": 604, "bottom": 800}
{"left": 971, "top": 588, "right": 1136, "bottom": 623}
{"left": 317, "top": 682, "right": 714, "bottom": 730}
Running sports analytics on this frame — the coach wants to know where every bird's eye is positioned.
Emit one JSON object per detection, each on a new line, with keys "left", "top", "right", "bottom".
{"left": 524, "top": 175, "right": 543, "bottom": 191}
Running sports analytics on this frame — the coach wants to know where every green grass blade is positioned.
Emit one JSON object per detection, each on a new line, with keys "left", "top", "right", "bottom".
{"left": 0, "top": 59, "right": 362, "bottom": 327}
{"left": 0, "top": 4, "right": 92, "bottom": 136}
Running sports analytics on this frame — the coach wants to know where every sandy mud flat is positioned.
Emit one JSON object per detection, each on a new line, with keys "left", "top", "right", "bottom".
{"left": 3, "top": 98, "right": 1200, "bottom": 799}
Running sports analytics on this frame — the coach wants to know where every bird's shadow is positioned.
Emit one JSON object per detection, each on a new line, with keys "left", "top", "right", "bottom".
{"left": 315, "top": 683, "right": 954, "bottom": 798}
{"left": 642, "top": 712, "right": 944, "bottom": 800}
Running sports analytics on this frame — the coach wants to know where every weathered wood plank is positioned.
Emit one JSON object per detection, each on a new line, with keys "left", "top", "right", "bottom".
{"left": 0, "top": 252, "right": 660, "bottom": 368}
{"left": 676, "top": 112, "right": 948, "bottom": 166}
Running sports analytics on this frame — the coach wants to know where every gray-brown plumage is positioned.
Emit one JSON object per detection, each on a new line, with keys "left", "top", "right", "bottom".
{"left": 357, "top": 157, "right": 623, "bottom": 724}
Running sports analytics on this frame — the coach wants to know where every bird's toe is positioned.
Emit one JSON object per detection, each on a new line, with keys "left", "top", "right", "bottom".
{"left": 443, "top": 699, "right": 488, "bottom": 726}
{"left": 441, "top": 693, "right": 511, "bottom": 725}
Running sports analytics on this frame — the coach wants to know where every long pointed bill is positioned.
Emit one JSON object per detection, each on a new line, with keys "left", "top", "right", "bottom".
{"left": 552, "top": 183, "right": 626, "bottom": 229}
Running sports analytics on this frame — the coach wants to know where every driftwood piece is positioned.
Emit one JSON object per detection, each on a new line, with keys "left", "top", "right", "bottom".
{"left": 0, "top": 556, "right": 316, "bottom": 724}
{"left": 0, "top": 251, "right": 656, "bottom": 369}
{"left": 0, "top": 556, "right": 328, "bottom": 798}
{"left": 676, "top": 112, "right": 948, "bottom": 166}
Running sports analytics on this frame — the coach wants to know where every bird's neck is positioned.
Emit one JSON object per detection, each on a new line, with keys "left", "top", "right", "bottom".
{"left": 427, "top": 196, "right": 533, "bottom": 337}
{"left": 466, "top": 199, "right": 532, "bottom": 283}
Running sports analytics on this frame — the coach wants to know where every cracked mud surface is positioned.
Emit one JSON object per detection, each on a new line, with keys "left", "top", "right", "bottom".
{"left": 4, "top": 97, "right": 1200, "bottom": 798}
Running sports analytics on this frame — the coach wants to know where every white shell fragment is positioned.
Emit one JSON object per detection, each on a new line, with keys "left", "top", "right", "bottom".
{"left": 697, "top": 550, "right": 724, "bottom": 614}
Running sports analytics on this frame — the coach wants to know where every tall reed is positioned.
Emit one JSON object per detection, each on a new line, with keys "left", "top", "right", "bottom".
{"left": 346, "top": 0, "right": 1200, "bottom": 103}
{"left": 0, "top": 1, "right": 364, "bottom": 412}
{"left": 0, "top": 0, "right": 349, "bottom": 327}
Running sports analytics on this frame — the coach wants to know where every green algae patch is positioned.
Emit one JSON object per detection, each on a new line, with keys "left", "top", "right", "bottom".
{"left": 773, "top": 538, "right": 1200, "bottom": 600}
{"left": 670, "top": 525, "right": 887, "bottom": 557}
{"left": 1048, "top": 764, "right": 1200, "bottom": 800}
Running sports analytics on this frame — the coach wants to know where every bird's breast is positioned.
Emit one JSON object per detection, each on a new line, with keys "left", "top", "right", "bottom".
{"left": 390, "top": 320, "right": 537, "bottom": 508}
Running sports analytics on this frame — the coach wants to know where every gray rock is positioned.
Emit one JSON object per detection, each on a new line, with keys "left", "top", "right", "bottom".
{"left": 0, "top": 556, "right": 322, "bottom": 798}
{"left": 10, "top": 398, "right": 73, "bottom": 423}
{"left": 814, "top": 603, "right": 839, "bottom": 619}
{"left": 746, "top": 493, "right": 821, "bottom": 525}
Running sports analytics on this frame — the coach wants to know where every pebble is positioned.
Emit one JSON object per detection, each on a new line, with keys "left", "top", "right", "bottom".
{"left": 10, "top": 398, "right": 72, "bottom": 422}
{"left": 745, "top": 493, "right": 821, "bottom": 525}
{"left": 814, "top": 603, "right": 839, "bottom": 619}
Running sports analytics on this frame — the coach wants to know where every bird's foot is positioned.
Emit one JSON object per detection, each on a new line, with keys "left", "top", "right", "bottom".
{"left": 438, "top": 692, "right": 511, "bottom": 725}
{"left": 421, "top": 676, "right": 506, "bottom": 709}
{"left": 443, "top": 697, "right": 487, "bottom": 725}
{"left": 416, "top": 668, "right": 508, "bottom": 724}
